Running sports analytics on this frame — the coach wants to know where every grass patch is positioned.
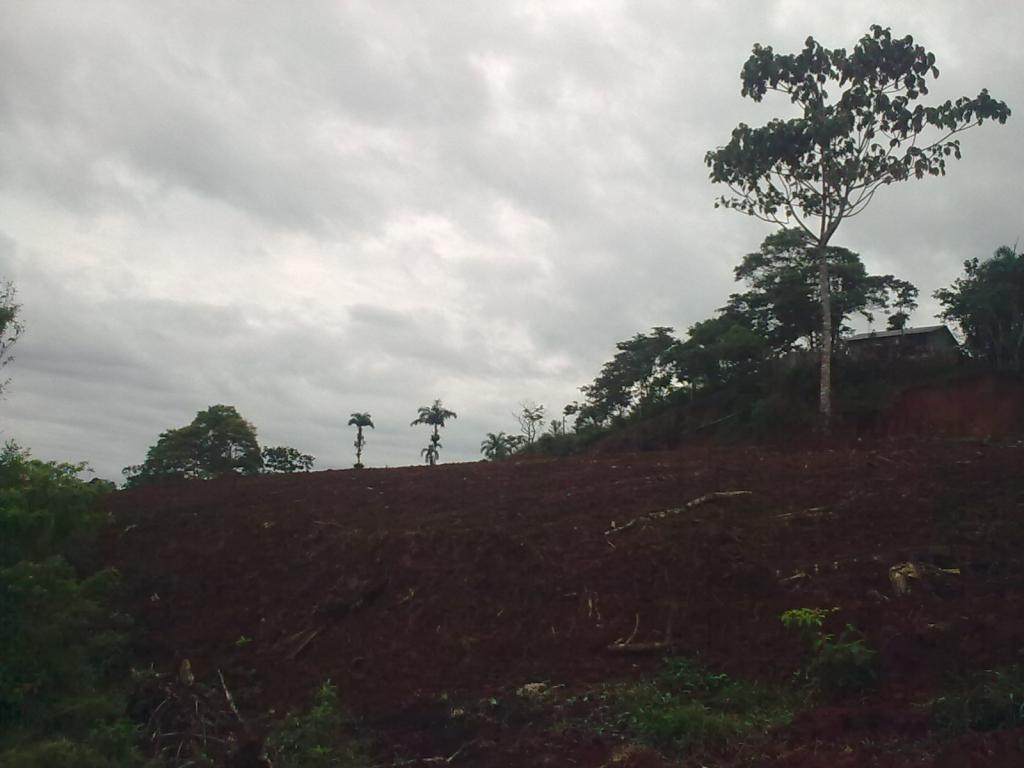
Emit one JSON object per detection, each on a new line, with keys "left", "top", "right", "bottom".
{"left": 566, "top": 657, "right": 792, "bottom": 756}
{"left": 932, "top": 666, "right": 1024, "bottom": 734}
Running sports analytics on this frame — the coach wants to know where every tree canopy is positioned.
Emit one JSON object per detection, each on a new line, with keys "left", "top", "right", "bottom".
{"left": 261, "top": 446, "right": 315, "bottom": 473}
{"left": 672, "top": 316, "right": 770, "bottom": 392}
{"left": 725, "top": 229, "right": 918, "bottom": 353}
{"left": 124, "top": 405, "right": 264, "bottom": 484}
{"left": 578, "top": 327, "right": 678, "bottom": 426}
{"left": 936, "top": 245, "right": 1024, "bottom": 373}
{"left": 706, "top": 24, "right": 1010, "bottom": 426}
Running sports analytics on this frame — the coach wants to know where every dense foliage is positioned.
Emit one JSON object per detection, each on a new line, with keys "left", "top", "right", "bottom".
{"left": 262, "top": 445, "right": 315, "bottom": 473}
{"left": 578, "top": 327, "right": 678, "bottom": 427}
{"left": 0, "top": 443, "right": 143, "bottom": 766}
{"left": 124, "top": 405, "right": 315, "bottom": 485}
{"left": 725, "top": 229, "right": 918, "bottom": 352}
{"left": 936, "top": 245, "right": 1024, "bottom": 373}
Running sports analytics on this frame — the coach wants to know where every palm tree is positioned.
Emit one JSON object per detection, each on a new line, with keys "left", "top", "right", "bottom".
{"left": 480, "top": 432, "right": 508, "bottom": 460}
{"left": 480, "top": 431, "right": 524, "bottom": 460}
{"left": 411, "top": 399, "right": 457, "bottom": 466}
{"left": 347, "top": 412, "right": 374, "bottom": 468}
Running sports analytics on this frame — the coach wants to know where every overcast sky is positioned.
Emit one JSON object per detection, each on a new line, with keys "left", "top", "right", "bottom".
{"left": 1, "top": 1, "right": 1021, "bottom": 478}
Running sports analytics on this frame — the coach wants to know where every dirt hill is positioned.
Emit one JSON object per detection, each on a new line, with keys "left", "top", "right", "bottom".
{"left": 106, "top": 440, "right": 1024, "bottom": 767}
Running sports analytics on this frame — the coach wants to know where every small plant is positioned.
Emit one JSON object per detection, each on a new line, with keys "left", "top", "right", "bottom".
{"left": 264, "top": 681, "right": 368, "bottom": 768}
{"left": 587, "top": 657, "right": 791, "bottom": 757}
{"left": 932, "top": 666, "right": 1024, "bottom": 733}
{"left": 781, "top": 607, "right": 878, "bottom": 698}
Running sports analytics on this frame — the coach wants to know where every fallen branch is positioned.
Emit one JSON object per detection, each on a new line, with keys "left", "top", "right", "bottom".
{"left": 603, "top": 518, "right": 638, "bottom": 536}
{"left": 611, "top": 613, "right": 640, "bottom": 647}
{"left": 281, "top": 628, "right": 321, "bottom": 660}
{"left": 217, "top": 669, "right": 247, "bottom": 730}
{"left": 607, "top": 608, "right": 674, "bottom": 654}
{"left": 605, "top": 490, "right": 752, "bottom": 535}
{"left": 648, "top": 490, "right": 753, "bottom": 521}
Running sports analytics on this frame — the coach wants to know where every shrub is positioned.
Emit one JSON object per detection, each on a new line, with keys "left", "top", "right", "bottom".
{"left": 781, "top": 608, "right": 878, "bottom": 699}
{"left": 264, "top": 681, "right": 368, "bottom": 768}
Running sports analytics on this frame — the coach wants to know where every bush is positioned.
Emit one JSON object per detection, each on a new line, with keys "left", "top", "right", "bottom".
{"left": 781, "top": 608, "right": 878, "bottom": 699}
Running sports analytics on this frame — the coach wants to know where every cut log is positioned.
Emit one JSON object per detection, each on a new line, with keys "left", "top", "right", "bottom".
{"left": 605, "top": 490, "right": 752, "bottom": 535}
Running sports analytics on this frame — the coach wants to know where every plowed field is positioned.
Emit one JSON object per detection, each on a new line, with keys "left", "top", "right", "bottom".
{"left": 106, "top": 440, "right": 1024, "bottom": 766}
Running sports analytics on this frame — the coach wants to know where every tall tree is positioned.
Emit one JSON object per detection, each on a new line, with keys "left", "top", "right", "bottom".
{"left": 411, "top": 400, "right": 457, "bottom": 466}
{"left": 347, "top": 412, "right": 374, "bottom": 468}
{"left": 0, "top": 281, "right": 24, "bottom": 395}
{"left": 936, "top": 245, "right": 1024, "bottom": 372}
{"left": 725, "top": 228, "right": 918, "bottom": 353}
{"left": 123, "top": 404, "right": 263, "bottom": 484}
{"left": 706, "top": 25, "right": 1010, "bottom": 429}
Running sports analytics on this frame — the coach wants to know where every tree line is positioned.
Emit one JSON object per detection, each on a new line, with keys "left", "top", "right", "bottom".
{"left": 494, "top": 239, "right": 1024, "bottom": 455}
{"left": 120, "top": 398, "right": 461, "bottom": 485}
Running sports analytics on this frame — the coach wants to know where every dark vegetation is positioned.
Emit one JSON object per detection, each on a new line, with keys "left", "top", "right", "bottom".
{"left": 123, "top": 404, "right": 315, "bottom": 486}
{"left": 518, "top": 241, "right": 1024, "bottom": 460}
{"left": 0, "top": 444, "right": 142, "bottom": 766}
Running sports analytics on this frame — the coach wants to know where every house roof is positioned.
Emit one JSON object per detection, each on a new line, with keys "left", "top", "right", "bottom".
{"left": 846, "top": 325, "right": 951, "bottom": 343}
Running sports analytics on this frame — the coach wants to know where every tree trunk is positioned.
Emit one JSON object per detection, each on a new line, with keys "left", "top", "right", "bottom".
{"left": 818, "top": 245, "right": 833, "bottom": 433}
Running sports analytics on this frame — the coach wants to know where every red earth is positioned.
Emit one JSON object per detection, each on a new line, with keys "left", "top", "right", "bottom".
{"left": 105, "top": 439, "right": 1024, "bottom": 766}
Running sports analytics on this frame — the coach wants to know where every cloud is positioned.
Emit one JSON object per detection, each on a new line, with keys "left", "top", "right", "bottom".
{"left": 0, "top": 1, "right": 1021, "bottom": 477}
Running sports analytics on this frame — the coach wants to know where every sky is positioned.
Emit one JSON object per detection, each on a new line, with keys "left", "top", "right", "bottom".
{"left": 1, "top": 1, "right": 1021, "bottom": 479}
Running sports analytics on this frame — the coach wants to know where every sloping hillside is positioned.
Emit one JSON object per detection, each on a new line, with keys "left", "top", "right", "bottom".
{"left": 106, "top": 441, "right": 1024, "bottom": 767}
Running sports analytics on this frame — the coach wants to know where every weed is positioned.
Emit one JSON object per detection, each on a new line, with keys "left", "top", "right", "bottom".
{"left": 932, "top": 666, "right": 1024, "bottom": 733}
{"left": 781, "top": 608, "right": 878, "bottom": 699}
{"left": 264, "top": 681, "right": 368, "bottom": 768}
{"left": 580, "top": 657, "right": 791, "bottom": 757}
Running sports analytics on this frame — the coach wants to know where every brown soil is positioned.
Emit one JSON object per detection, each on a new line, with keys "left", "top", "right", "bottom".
{"left": 105, "top": 439, "right": 1024, "bottom": 766}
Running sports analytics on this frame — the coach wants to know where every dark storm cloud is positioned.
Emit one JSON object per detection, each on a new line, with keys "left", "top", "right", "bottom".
{"left": 1, "top": 1, "right": 1021, "bottom": 477}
